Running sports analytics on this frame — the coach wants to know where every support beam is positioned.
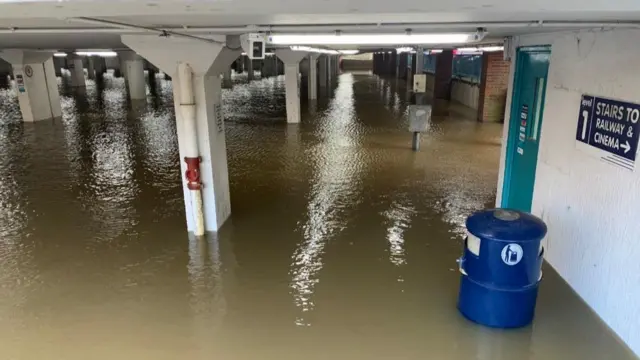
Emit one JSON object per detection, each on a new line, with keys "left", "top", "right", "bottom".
{"left": 222, "top": 67, "right": 232, "bottom": 88}
{"left": 246, "top": 56, "right": 254, "bottom": 81}
{"left": 0, "top": 50, "right": 62, "bottom": 122}
{"left": 52, "top": 56, "right": 63, "bottom": 77}
{"left": 87, "top": 56, "right": 95, "bottom": 80}
{"left": 326, "top": 55, "right": 333, "bottom": 86}
{"left": 318, "top": 55, "right": 328, "bottom": 88}
{"left": 308, "top": 54, "right": 319, "bottom": 100}
{"left": 275, "top": 49, "right": 308, "bottom": 124}
{"left": 434, "top": 50, "right": 453, "bottom": 101}
{"left": 118, "top": 51, "right": 129, "bottom": 81}
{"left": 68, "top": 54, "right": 85, "bottom": 87}
{"left": 125, "top": 53, "right": 146, "bottom": 101}
{"left": 94, "top": 56, "right": 107, "bottom": 80}
{"left": 122, "top": 34, "right": 241, "bottom": 233}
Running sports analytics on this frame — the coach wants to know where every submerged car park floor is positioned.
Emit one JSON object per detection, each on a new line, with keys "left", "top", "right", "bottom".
{"left": 0, "top": 70, "right": 633, "bottom": 359}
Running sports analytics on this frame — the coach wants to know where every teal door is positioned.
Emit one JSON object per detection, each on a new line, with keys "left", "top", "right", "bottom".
{"left": 502, "top": 47, "right": 550, "bottom": 212}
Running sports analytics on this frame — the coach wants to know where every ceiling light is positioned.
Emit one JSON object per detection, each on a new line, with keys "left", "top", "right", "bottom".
{"left": 479, "top": 46, "right": 504, "bottom": 52}
{"left": 75, "top": 51, "right": 118, "bottom": 57}
{"left": 339, "top": 50, "right": 359, "bottom": 55}
{"left": 455, "top": 46, "right": 503, "bottom": 54}
{"left": 396, "top": 47, "right": 415, "bottom": 53}
{"left": 270, "top": 33, "right": 483, "bottom": 46}
{"left": 290, "top": 46, "right": 339, "bottom": 55}
{"left": 54, "top": 52, "right": 67, "bottom": 57}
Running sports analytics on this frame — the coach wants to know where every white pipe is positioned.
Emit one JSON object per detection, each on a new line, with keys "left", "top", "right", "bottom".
{"left": 178, "top": 62, "right": 205, "bottom": 237}
{"left": 1, "top": 21, "right": 639, "bottom": 35}
{"left": 67, "top": 17, "right": 226, "bottom": 45}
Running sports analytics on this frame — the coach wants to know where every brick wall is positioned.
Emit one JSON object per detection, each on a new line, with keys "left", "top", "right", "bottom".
{"left": 477, "top": 51, "right": 510, "bottom": 122}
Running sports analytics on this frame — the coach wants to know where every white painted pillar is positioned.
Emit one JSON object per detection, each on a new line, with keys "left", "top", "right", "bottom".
{"left": 308, "top": 54, "right": 318, "bottom": 100}
{"left": 318, "top": 55, "right": 328, "bottom": 88}
{"left": 222, "top": 67, "right": 232, "bottom": 88}
{"left": 122, "top": 34, "right": 241, "bottom": 232}
{"left": 284, "top": 63, "right": 300, "bottom": 123}
{"left": 0, "top": 50, "right": 62, "bottom": 122}
{"left": 69, "top": 55, "right": 85, "bottom": 87}
{"left": 125, "top": 54, "right": 146, "bottom": 100}
{"left": 87, "top": 56, "right": 95, "bottom": 80}
{"left": 119, "top": 52, "right": 129, "bottom": 80}
{"left": 275, "top": 49, "right": 308, "bottom": 124}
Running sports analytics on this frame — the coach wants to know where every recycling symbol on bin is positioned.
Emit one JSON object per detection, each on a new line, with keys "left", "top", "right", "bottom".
{"left": 501, "top": 244, "right": 523, "bottom": 266}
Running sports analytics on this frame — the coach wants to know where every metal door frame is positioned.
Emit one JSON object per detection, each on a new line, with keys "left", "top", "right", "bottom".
{"left": 501, "top": 45, "right": 551, "bottom": 208}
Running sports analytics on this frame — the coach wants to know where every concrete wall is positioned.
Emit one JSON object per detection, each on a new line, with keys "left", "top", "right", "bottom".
{"left": 341, "top": 59, "right": 372, "bottom": 71}
{"left": 496, "top": 28, "right": 640, "bottom": 357}
{"left": 451, "top": 79, "right": 479, "bottom": 110}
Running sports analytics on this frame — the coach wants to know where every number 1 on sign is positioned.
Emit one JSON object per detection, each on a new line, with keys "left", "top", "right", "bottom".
{"left": 581, "top": 110, "right": 589, "bottom": 140}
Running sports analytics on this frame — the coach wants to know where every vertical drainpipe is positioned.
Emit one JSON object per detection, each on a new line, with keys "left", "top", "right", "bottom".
{"left": 178, "top": 62, "right": 206, "bottom": 237}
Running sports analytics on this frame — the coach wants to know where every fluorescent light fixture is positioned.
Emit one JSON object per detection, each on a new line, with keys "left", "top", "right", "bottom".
{"left": 54, "top": 52, "right": 67, "bottom": 57}
{"left": 429, "top": 49, "right": 443, "bottom": 54}
{"left": 270, "top": 33, "right": 481, "bottom": 45}
{"left": 75, "top": 51, "right": 118, "bottom": 57}
{"left": 456, "top": 46, "right": 503, "bottom": 54}
{"left": 338, "top": 50, "right": 359, "bottom": 55}
{"left": 396, "top": 47, "right": 415, "bottom": 54}
{"left": 290, "top": 46, "right": 339, "bottom": 55}
{"left": 479, "top": 46, "right": 504, "bottom": 52}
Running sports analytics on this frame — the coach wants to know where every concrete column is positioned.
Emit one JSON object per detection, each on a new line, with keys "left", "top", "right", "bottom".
{"left": 118, "top": 52, "right": 129, "bottom": 80}
{"left": 246, "top": 56, "right": 254, "bottom": 81}
{"left": 284, "top": 63, "right": 301, "bottom": 123}
{"left": 0, "top": 50, "right": 62, "bottom": 122}
{"left": 434, "top": 50, "right": 453, "bottom": 101}
{"left": 87, "top": 56, "right": 95, "bottom": 80}
{"left": 122, "top": 34, "right": 241, "bottom": 232}
{"left": 68, "top": 54, "right": 85, "bottom": 87}
{"left": 275, "top": 49, "right": 307, "bottom": 124}
{"left": 326, "top": 55, "right": 333, "bottom": 85}
{"left": 308, "top": 54, "right": 319, "bottom": 100}
{"left": 52, "top": 56, "right": 64, "bottom": 77}
{"left": 125, "top": 54, "right": 146, "bottom": 100}
{"left": 222, "top": 67, "right": 232, "bottom": 88}
{"left": 0, "top": 58, "right": 12, "bottom": 86}
{"left": 235, "top": 57, "right": 244, "bottom": 74}
{"left": 477, "top": 51, "right": 509, "bottom": 122}
{"left": 94, "top": 56, "right": 107, "bottom": 80}
{"left": 318, "top": 55, "right": 328, "bottom": 88}
{"left": 415, "top": 48, "right": 424, "bottom": 75}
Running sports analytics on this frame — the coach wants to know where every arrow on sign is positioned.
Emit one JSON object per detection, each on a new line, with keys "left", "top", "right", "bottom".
{"left": 621, "top": 141, "right": 631, "bottom": 154}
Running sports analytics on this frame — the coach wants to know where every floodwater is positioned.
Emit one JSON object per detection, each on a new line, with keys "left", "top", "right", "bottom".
{"left": 0, "top": 71, "right": 633, "bottom": 360}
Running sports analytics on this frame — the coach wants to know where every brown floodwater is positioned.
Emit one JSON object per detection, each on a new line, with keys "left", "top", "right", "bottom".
{"left": 0, "top": 71, "right": 633, "bottom": 359}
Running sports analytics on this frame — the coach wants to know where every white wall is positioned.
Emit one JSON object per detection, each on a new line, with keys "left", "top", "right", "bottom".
{"left": 496, "top": 28, "right": 640, "bottom": 356}
{"left": 451, "top": 79, "right": 479, "bottom": 109}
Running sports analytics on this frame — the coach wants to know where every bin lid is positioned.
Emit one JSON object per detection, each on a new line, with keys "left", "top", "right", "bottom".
{"left": 466, "top": 209, "right": 547, "bottom": 242}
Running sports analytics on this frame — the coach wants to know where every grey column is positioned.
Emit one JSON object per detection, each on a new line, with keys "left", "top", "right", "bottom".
{"left": 318, "top": 55, "right": 328, "bottom": 87}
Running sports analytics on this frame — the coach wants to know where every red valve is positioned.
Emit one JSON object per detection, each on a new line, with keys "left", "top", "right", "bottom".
{"left": 184, "top": 157, "right": 202, "bottom": 190}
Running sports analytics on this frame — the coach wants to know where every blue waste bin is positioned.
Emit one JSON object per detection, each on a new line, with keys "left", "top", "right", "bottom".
{"left": 457, "top": 208, "right": 547, "bottom": 328}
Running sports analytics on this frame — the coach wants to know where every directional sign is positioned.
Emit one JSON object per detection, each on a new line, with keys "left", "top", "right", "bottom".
{"left": 576, "top": 95, "right": 640, "bottom": 171}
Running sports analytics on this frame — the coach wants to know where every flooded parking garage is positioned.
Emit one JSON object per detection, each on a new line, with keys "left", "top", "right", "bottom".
{"left": 0, "top": 71, "right": 633, "bottom": 359}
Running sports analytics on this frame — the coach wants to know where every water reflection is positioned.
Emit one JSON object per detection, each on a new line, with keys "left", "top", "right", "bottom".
{"left": 290, "top": 73, "right": 361, "bottom": 326}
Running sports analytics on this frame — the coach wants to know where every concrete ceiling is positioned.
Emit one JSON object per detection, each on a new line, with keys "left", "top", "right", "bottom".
{"left": 0, "top": 0, "right": 639, "bottom": 50}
